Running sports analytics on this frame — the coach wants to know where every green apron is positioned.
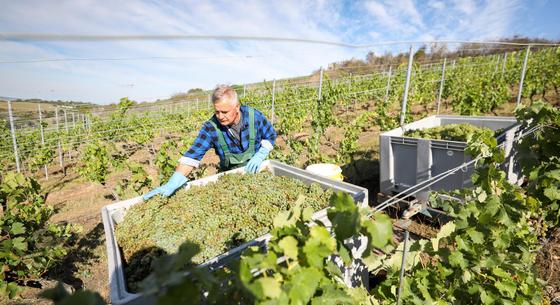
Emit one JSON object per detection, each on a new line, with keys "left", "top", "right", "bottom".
{"left": 208, "top": 108, "right": 256, "bottom": 171}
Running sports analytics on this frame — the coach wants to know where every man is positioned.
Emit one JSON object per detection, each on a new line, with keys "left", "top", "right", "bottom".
{"left": 143, "top": 84, "right": 277, "bottom": 199}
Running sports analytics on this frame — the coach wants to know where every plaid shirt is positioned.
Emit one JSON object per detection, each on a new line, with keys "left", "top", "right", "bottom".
{"left": 180, "top": 105, "right": 277, "bottom": 167}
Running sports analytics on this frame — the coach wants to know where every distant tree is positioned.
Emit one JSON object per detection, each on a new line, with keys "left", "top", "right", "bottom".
{"left": 413, "top": 45, "right": 427, "bottom": 62}
{"left": 187, "top": 88, "right": 204, "bottom": 94}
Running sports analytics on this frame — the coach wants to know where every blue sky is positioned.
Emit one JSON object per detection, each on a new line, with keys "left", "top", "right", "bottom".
{"left": 0, "top": 0, "right": 559, "bottom": 105}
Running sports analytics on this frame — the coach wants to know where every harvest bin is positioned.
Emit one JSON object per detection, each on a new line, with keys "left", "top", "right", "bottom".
{"left": 102, "top": 160, "right": 369, "bottom": 305}
{"left": 379, "top": 115, "right": 520, "bottom": 200}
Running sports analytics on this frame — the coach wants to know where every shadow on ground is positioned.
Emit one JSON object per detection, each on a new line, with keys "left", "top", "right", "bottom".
{"left": 341, "top": 152, "right": 380, "bottom": 206}
{"left": 47, "top": 222, "right": 105, "bottom": 290}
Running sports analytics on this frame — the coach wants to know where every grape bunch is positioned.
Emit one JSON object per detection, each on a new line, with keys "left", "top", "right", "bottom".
{"left": 115, "top": 171, "right": 333, "bottom": 291}
{"left": 404, "top": 123, "right": 494, "bottom": 142}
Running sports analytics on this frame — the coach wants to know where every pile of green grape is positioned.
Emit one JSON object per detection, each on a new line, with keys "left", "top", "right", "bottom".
{"left": 404, "top": 123, "right": 494, "bottom": 142}
{"left": 116, "top": 171, "right": 333, "bottom": 290}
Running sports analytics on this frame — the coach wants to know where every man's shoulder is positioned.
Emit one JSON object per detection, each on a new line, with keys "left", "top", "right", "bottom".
{"left": 242, "top": 105, "right": 265, "bottom": 117}
{"left": 202, "top": 119, "right": 218, "bottom": 132}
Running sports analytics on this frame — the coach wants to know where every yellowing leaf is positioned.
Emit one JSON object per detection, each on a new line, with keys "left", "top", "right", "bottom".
{"left": 279, "top": 236, "right": 299, "bottom": 260}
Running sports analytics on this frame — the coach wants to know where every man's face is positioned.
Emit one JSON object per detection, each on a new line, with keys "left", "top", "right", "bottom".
{"left": 214, "top": 100, "right": 240, "bottom": 126}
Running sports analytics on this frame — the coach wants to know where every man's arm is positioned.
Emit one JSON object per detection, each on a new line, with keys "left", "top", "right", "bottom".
{"left": 176, "top": 163, "right": 194, "bottom": 176}
{"left": 143, "top": 123, "right": 213, "bottom": 199}
{"left": 256, "top": 108, "right": 277, "bottom": 149}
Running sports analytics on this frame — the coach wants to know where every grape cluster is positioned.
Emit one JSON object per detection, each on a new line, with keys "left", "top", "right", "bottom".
{"left": 115, "top": 171, "right": 333, "bottom": 291}
{"left": 404, "top": 123, "right": 494, "bottom": 142}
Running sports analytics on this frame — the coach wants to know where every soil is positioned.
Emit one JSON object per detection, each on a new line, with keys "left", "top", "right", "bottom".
{"left": 536, "top": 228, "right": 560, "bottom": 304}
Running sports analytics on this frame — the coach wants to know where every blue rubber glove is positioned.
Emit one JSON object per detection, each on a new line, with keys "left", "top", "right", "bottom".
{"left": 245, "top": 147, "right": 270, "bottom": 173}
{"left": 142, "top": 172, "right": 188, "bottom": 200}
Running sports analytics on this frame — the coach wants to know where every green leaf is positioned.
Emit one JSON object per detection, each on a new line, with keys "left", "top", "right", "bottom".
{"left": 479, "top": 255, "right": 501, "bottom": 269}
{"left": 492, "top": 267, "right": 510, "bottom": 279}
{"left": 278, "top": 236, "right": 299, "bottom": 260}
{"left": 448, "top": 251, "right": 467, "bottom": 269}
{"left": 327, "top": 192, "right": 360, "bottom": 240}
{"left": 12, "top": 237, "right": 27, "bottom": 252}
{"left": 257, "top": 277, "right": 282, "bottom": 299}
{"left": 302, "top": 206, "right": 314, "bottom": 222}
{"left": 544, "top": 186, "right": 560, "bottom": 200}
{"left": 462, "top": 270, "right": 472, "bottom": 283}
{"left": 289, "top": 268, "right": 321, "bottom": 305}
{"left": 303, "top": 226, "right": 336, "bottom": 268}
{"left": 480, "top": 289, "right": 497, "bottom": 304}
{"left": 337, "top": 242, "right": 352, "bottom": 266}
{"left": 545, "top": 169, "right": 560, "bottom": 181}
{"left": 496, "top": 209, "right": 512, "bottom": 226}
{"left": 273, "top": 210, "right": 298, "bottom": 228}
{"left": 362, "top": 213, "right": 393, "bottom": 249}
{"left": 10, "top": 222, "right": 25, "bottom": 235}
{"left": 466, "top": 228, "right": 484, "bottom": 244}
{"left": 310, "top": 284, "right": 352, "bottom": 305}
{"left": 324, "top": 260, "right": 343, "bottom": 279}
{"left": 6, "top": 281, "right": 21, "bottom": 299}
{"left": 495, "top": 280, "right": 517, "bottom": 299}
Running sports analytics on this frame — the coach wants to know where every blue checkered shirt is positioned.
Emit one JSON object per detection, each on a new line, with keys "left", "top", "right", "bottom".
{"left": 180, "top": 105, "right": 277, "bottom": 167}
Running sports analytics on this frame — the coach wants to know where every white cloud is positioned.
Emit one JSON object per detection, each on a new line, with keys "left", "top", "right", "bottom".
{"left": 363, "top": 0, "right": 424, "bottom": 37}
{"left": 452, "top": 0, "right": 476, "bottom": 15}
{"left": 392, "top": 0, "right": 424, "bottom": 27}
{"left": 428, "top": 0, "right": 445, "bottom": 10}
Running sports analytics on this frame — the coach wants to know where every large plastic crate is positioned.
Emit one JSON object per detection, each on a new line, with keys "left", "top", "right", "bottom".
{"left": 102, "top": 160, "right": 369, "bottom": 305}
{"left": 379, "top": 115, "right": 519, "bottom": 200}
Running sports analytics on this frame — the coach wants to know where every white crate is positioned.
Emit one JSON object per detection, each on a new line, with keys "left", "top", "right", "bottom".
{"left": 102, "top": 160, "right": 368, "bottom": 305}
{"left": 379, "top": 115, "right": 520, "bottom": 201}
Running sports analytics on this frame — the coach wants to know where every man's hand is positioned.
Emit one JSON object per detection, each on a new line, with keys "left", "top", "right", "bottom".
{"left": 245, "top": 147, "right": 270, "bottom": 173}
{"left": 142, "top": 172, "right": 188, "bottom": 200}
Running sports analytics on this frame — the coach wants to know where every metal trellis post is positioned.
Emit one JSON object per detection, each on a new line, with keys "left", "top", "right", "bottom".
{"left": 396, "top": 222, "right": 411, "bottom": 305}
{"left": 400, "top": 45, "right": 414, "bottom": 126}
{"left": 243, "top": 84, "right": 246, "bottom": 97}
{"left": 271, "top": 79, "right": 276, "bottom": 126}
{"left": 55, "top": 107, "right": 64, "bottom": 171}
{"left": 318, "top": 67, "right": 324, "bottom": 101}
{"left": 516, "top": 45, "right": 531, "bottom": 107}
{"left": 8, "top": 101, "right": 21, "bottom": 172}
{"left": 63, "top": 108, "right": 68, "bottom": 132}
{"left": 38, "top": 104, "right": 48, "bottom": 179}
{"left": 501, "top": 52, "right": 508, "bottom": 76}
{"left": 384, "top": 65, "right": 393, "bottom": 103}
{"left": 436, "top": 58, "right": 447, "bottom": 114}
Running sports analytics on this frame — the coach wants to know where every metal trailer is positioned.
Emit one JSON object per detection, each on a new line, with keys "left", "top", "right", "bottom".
{"left": 102, "top": 160, "right": 369, "bottom": 305}
{"left": 379, "top": 115, "right": 520, "bottom": 202}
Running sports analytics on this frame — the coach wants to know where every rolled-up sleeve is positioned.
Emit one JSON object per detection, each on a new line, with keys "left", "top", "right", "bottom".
{"left": 180, "top": 123, "right": 214, "bottom": 167}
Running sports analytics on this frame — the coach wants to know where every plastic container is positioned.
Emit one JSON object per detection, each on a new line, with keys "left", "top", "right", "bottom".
{"left": 305, "top": 163, "right": 344, "bottom": 181}
{"left": 379, "top": 115, "right": 520, "bottom": 200}
{"left": 102, "top": 160, "right": 368, "bottom": 305}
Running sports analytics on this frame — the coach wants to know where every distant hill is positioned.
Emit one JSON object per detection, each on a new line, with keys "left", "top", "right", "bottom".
{"left": 0, "top": 96, "right": 17, "bottom": 102}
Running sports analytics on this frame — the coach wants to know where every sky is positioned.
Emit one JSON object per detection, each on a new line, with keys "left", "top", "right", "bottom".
{"left": 0, "top": 0, "right": 559, "bottom": 105}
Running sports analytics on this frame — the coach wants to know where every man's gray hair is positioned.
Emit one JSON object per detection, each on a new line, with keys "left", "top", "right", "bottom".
{"left": 212, "top": 84, "right": 239, "bottom": 105}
